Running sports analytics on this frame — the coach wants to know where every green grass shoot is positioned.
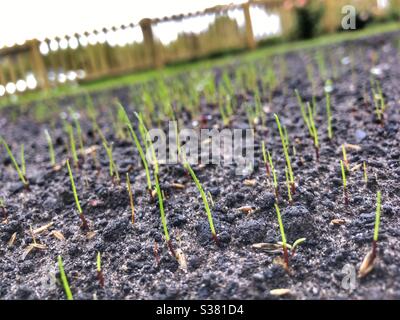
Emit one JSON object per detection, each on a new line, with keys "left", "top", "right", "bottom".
{"left": 135, "top": 112, "right": 159, "bottom": 176}
{"left": 326, "top": 92, "right": 333, "bottom": 139}
{"left": 292, "top": 238, "right": 306, "bottom": 253}
{"left": 285, "top": 167, "right": 292, "bottom": 204}
{"left": 207, "top": 191, "right": 215, "bottom": 207}
{"left": 340, "top": 160, "right": 347, "bottom": 189}
{"left": 20, "top": 144, "right": 26, "bottom": 177}
{"left": 102, "top": 142, "right": 120, "bottom": 184}
{"left": 340, "top": 159, "right": 349, "bottom": 205}
{"left": 67, "top": 124, "right": 78, "bottom": 167}
{"left": 307, "top": 102, "right": 319, "bottom": 161}
{"left": 0, "top": 137, "right": 29, "bottom": 188}
{"left": 267, "top": 150, "right": 278, "bottom": 197}
{"left": 274, "top": 114, "right": 295, "bottom": 192}
{"left": 342, "top": 144, "right": 349, "bottom": 170}
{"left": 363, "top": 161, "right": 368, "bottom": 184}
{"left": 374, "top": 191, "right": 381, "bottom": 242}
{"left": 57, "top": 255, "right": 73, "bottom": 300}
{"left": 261, "top": 141, "right": 270, "bottom": 177}
{"left": 66, "top": 159, "right": 82, "bottom": 214}
{"left": 154, "top": 174, "right": 174, "bottom": 255}
{"left": 44, "top": 129, "right": 56, "bottom": 167}
{"left": 97, "top": 252, "right": 101, "bottom": 272}
{"left": 69, "top": 108, "right": 84, "bottom": 156}
{"left": 371, "top": 78, "right": 386, "bottom": 122}
{"left": 274, "top": 203, "right": 289, "bottom": 269}
{"left": 295, "top": 89, "right": 312, "bottom": 136}
{"left": 66, "top": 159, "right": 88, "bottom": 229}
{"left": 118, "top": 103, "right": 152, "bottom": 193}
{"left": 185, "top": 162, "right": 217, "bottom": 243}
{"left": 126, "top": 173, "right": 135, "bottom": 224}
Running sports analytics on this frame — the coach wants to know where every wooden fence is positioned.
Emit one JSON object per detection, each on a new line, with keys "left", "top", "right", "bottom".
{"left": 0, "top": 0, "right": 395, "bottom": 97}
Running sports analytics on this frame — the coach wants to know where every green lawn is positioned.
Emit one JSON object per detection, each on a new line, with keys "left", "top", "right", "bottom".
{"left": 1, "top": 21, "right": 399, "bottom": 108}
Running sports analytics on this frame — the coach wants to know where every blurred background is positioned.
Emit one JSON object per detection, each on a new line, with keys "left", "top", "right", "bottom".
{"left": 0, "top": 0, "right": 398, "bottom": 99}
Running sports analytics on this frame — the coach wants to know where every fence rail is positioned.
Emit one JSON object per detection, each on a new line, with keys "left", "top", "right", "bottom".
{"left": 0, "top": 0, "right": 395, "bottom": 98}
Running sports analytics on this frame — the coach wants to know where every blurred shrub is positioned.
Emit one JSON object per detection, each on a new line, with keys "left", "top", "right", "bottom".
{"left": 291, "top": 1, "right": 324, "bottom": 39}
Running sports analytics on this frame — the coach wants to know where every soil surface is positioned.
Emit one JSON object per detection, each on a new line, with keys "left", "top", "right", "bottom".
{"left": 1, "top": 31, "right": 400, "bottom": 300}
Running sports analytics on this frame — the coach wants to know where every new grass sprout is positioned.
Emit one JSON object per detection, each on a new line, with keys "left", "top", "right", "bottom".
{"left": 295, "top": 89, "right": 313, "bottom": 137}
{"left": 96, "top": 251, "right": 104, "bottom": 287}
{"left": 20, "top": 144, "right": 26, "bottom": 177}
{"left": 266, "top": 149, "right": 278, "bottom": 199}
{"left": 66, "top": 159, "right": 88, "bottom": 229}
{"left": 274, "top": 114, "right": 295, "bottom": 193}
{"left": 340, "top": 160, "right": 349, "bottom": 205}
{"left": 342, "top": 144, "right": 349, "bottom": 170}
{"left": 261, "top": 141, "right": 270, "bottom": 177}
{"left": 58, "top": 255, "right": 73, "bottom": 300}
{"left": 0, "top": 137, "right": 29, "bottom": 189}
{"left": 44, "top": 129, "right": 56, "bottom": 167}
{"left": 118, "top": 103, "right": 152, "bottom": 195}
{"left": 154, "top": 174, "right": 174, "bottom": 255}
{"left": 274, "top": 203, "right": 289, "bottom": 270}
{"left": 126, "top": 173, "right": 135, "bottom": 224}
{"left": 326, "top": 92, "right": 333, "bottom": 139}
{"left": 363, "top": 161, "right": 368, "bottom": 184}
{"left": 307, "top": 102, "right": 319, "bottom": 162}
{"left": 185, "top": 162, "right": 218, "bottom": 244}
{"left": 102, "top": 142, "right": 120, "bottom": 184}
{"left": 358, "top": 191, "right": 382, "bottom": 278}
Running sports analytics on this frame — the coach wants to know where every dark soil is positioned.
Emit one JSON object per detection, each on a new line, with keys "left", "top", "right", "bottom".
{"left": 1, "top": 31, "right": 400, "bottom": 300}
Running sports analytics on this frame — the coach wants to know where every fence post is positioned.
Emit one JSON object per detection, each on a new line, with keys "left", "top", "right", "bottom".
{"left": 28, "top": 39, "right": 49, "bottom": 90}
{"left": 242, "top": 1, "right": 256, "bottom": 50}
{"left": 139, "top": 18, "right": 163, "bottom": 69}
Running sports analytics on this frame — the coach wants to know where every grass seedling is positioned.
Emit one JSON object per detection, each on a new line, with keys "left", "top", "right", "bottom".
{"left": 285, "top": 167, "right": 293, "bottom": 205}
{"left": 363, "top": 161, "right": 368, "bottom": 184}
{"left": 69, "top": 108, "right": 84, "bottom": 157}
{"left": 274, "top": 203, "right": 289, "bottom": 271}
{"left": 261, "top": 141, "right": 270, "bottom": 177}
{"left": 66, "top": 159, "right": 88, "bottom": 230}
{"left": 371, "top": 78, "right": 386, "bottom": 123}
{"left": 373, "top": 191, "right": 381, "bottom": 256}
{"left": 67, "top": 124, "right": 79, "bottom": 168}
{"left": 295, "top": 89, "right": 312, "bottom": 137}
{"left": 96, "top": 252, "right": 104, "bottom": 287}
{"left": 291, "top": 238, "right": 306, "bottom": 257}
{"left": 326, "top": 92, "right": 333, "bottom": 140}
{"left": 185, "top": 162, "right": 218, "bottom": 245}
{"left": 154, "top": 174, "right": 174, "bottom": 256}
{"left": 126, "top": 173, "right": 135, "bottom": 224}
{"left": 218, "top": 95, "right": 230, "bottom": 126}
{"left": 20, "top": 144, "right": 26, "bottom": 177}
{"left": 340, "top": 160, "right": 349, "bottom": 206}
{"left": 307, "top": 103, "right": 319, "bottom": 162}
{"left": 135, "top": 112, "right": 159, "bottom": 177}
{"left": 44, "top": 129, "right": 56, "bottom": 167}
{"left": 274, "top": 114, "right": 295, "bottom": 193}
{"left": 57, "top": 255, "right": 73, "bottom": 300}
{"left": 207, "top": 191, "right": 215, "bottom": 208}
{"left": 342, "top": 144, "right": 349, "bottom": 170}
{"left": 102, "top": 142, "right": 120, "bottom": 184}
{"left": 267, "top": 150, "right": 279, "bottom": 200}
{"left": 118, "top": 103, "right": 153, "bottom": 197}
{"left": 0, "top": 137, "right": 29, "bottom": 189}
{"left": 359, "top": 191, "right": 381, "bottom": 278}
{"left": 255, "top": 90, "right": 265, "bottom": 126}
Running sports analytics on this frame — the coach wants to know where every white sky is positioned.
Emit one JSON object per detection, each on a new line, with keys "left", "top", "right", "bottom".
{"left": 0, "top": 0, "right": 245, "bottom": 47}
